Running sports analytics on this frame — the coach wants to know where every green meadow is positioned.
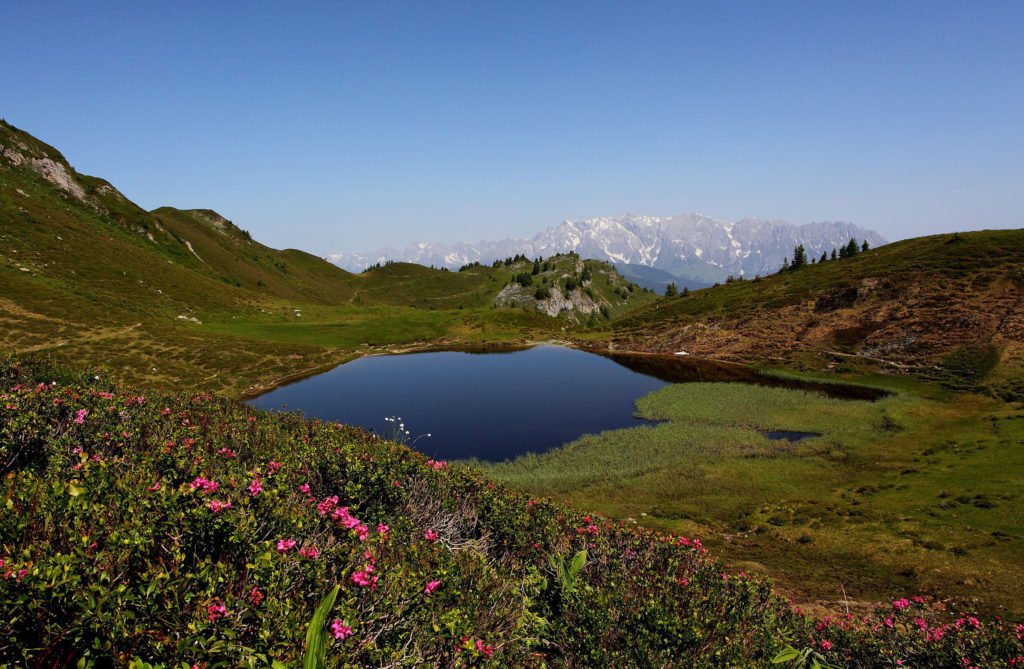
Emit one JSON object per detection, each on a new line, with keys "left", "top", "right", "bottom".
{"left": 481, "top": 378, "right": 1024, "bottom": 616}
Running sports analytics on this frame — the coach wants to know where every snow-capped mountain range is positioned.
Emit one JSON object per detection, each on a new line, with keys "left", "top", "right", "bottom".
{"left": 329, "top": 213, "right": 886, "bottom": 284}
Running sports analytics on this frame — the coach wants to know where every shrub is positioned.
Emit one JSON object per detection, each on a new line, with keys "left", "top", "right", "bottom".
{"left": 0, "top": 357, "right": 1020, "bottom": 667}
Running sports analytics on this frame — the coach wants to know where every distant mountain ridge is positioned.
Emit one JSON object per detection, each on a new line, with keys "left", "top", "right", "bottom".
{"left": 329, "top": 214, "right": 887, "bottom": 284}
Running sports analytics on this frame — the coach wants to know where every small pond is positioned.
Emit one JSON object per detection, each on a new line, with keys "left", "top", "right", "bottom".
{"left": 249, "top": 345, "right": 668, "bottom": 461}
{"left": 249, "top": 345, "right": 882, "bottom": 462}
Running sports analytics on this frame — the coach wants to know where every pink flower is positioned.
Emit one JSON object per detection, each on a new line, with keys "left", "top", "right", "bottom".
{"left": 350, "top": 555, "right": 379, "bottom": 589}
{"left": 216, "top": 447, "right": 237, "bottom": 459}
{"left": 299, "top": 483, "right": 311, "bottom": 494}
{"left": 250, "top": 586, "right": 263, "bottom": 606}
{"left": 475, "top": 639, "right": 494, "bottom": 658}
{"left": 277, "top": 538, "right": 297, "bottom": 552}
{"left": 893, "top": 598, "right": 911, "bottom": 611}
{"left": 819, "top": 640, "right": 833, "bottom": 651}
{"left": 426, "top": 459, "right": 447, "bottom": 470}
{"left": 190, "top": 476, "right": 219, "bottom": 494}
{"left": 299, "top": 545, "right": 319, "bottom": 559}
{"left": 317, "top": 496, "right": 339, "bottom": 516}
{"left": 161, "top": 407, "right": 171, "bottom": 416}
{"left": 147, "top": 481, "right": 161, "bottom": 492}
{"left": 74, "top": 409, "right": 88, "bottom": 424}
{"left": 207, "top": 602, "right": 227, "bottom": 622}
{"left": 248, "top": 478, "right": 263, "bottom": 497}
{"left": 209, "top": 500, "right": 232, "bottom": 513}
{"left": 267, "top": 460, "right": 283, "bottom": 474}
{"left": 330, "top": 619, "right": 353, "bottom": 640}
{"left": 424, "top": 579, "right": 441, "bottom": 596}
{"left": 350, "top": 569, "right": 378, "bottom": 588}
{"left": 377, "top": 523, "right": 389, "bottom": 541}
{"left": 424, "top": 529, "right": 438, "bottom": 542}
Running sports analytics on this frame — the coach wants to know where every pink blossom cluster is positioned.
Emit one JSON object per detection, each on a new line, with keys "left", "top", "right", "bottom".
{"left": 74, "top": 409, "right": 88, "bottom": 424}
{"left": 425, "top": 459, "right": 447, "bottom": 470}
{"left": 190, "top": 476, "right": 219, "bottom": 494}
{"left": 332, "top": 505, "right": 370, "bottom": 541}
{"left": 208, "top": 500, "right": 232, "bottom": 513}
{"left": 1, "top": 558, "right": 29, "bottom": 582}
{"left": 277, "top": 538, "right": 297, "bottom": 552}
{"left": 424, "top": 528, "right": 439, "bottom": 542}
{"left": 207, "top": 601, "right": 227, "bottom": 622}
{"left": 317, "top": 495, "right": 339, "bottom": 516}
{"left": 331, "top": 619, "right": 353, "bottom": 640}
{"left": 216, "top": 447, "right": 237, "bottom": 459}
{"left": 299, "top": 545, "right": 319, "bottom": 560}
{"left": 248, "top": 478, "right": 262, "bottom": 497}
{"left": 350, "top": 552, "right": 379, "bottom": 589}
{"left": 674, "top": 535, "right": 707, "bottom": 555}
{"left": 424, "top": 579, "right": 441, "bottom": 596}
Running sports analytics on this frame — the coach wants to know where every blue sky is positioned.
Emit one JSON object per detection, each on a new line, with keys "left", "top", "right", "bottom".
{"left": 4, "top": 1, "right": 1022, "bottom": 252}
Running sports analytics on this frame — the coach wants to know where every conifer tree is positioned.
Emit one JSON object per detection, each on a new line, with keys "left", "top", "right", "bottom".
{"left": 791, "top": 244, "right": 808, "bottom": 269}
{"left": 664, "top": 282, "right": 678, "bottom": 297}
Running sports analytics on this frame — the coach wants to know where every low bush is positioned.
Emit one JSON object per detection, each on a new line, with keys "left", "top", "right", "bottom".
{"left": 0, "top": 356, "right": 1021, "bottom": 667}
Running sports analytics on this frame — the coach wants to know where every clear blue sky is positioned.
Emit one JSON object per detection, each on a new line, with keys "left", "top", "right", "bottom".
{"left": 4, "top": 1, "right": 1022, "bottom": 252}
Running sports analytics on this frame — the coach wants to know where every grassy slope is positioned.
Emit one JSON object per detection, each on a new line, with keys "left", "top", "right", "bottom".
{"left": 2, "top": 357, "right": 1021, "bottom": 667}
{"left": 0, "top": 121, "right": 585, "bottom": 395}
{"left": 605, "top": 230, "right": 1024, "bottom": 398}
{"left": 492, "top": 254, "right": 658, "bottom": 322}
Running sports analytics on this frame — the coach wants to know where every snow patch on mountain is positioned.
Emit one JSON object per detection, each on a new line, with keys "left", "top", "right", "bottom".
{"left": 329, "top": 213, "right": 886, "bottom": 284}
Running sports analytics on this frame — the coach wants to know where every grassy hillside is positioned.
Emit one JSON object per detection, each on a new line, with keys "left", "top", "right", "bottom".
{"left": 491, "top": 253, "right": 658, "bottom": 323}
{"left": 4, "top": 120, "right": 636, "bottom": 395}
{"left": 2, "top": 356, "right": 1022, "bottom": 667}
{"left": 605, "top": 230, "right": 1024, "bottom": 397}
{"left": 1, "top": 120, "right": 656, "bottom": 396}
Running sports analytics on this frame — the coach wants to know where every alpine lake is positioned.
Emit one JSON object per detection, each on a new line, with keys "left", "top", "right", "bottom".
{"left": 249, "top": 344, "right": 881, "bottom": 462}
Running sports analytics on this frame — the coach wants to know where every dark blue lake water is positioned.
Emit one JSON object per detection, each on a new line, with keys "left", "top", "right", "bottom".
{"left": 249, "top": 345, "right": 669, "bottom": 461}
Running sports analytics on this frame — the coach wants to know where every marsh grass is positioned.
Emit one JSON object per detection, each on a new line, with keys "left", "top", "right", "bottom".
{"left": 481, "top": 381, "right": 1024, "bottom": 616}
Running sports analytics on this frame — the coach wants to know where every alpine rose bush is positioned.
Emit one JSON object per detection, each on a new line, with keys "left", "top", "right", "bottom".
{"left": 0, "top": 355, "right": 1021, "bottom": 667}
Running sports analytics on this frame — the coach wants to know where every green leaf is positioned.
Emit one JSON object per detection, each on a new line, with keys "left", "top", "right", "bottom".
{"left": 303, "top": 584, "right": 339, "bottom": 669}
{"left": 568, "top": 549, "right": 587, "bottom": 579}
{"left": 772, "top": 646, "right": 800, "bottom": 664}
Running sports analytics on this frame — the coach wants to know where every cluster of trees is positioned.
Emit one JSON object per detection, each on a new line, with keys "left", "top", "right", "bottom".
{"left": 779, "top": 238, "right": 870, "bottom": 272}
{"left": 362, "top": 260, "right": 395, "bottom": 272}
{"left": 493, "top": 253, "right": 533, "bottom": 268}
{"left": 664, "top": 283, "right": 691, "bottom": 297}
